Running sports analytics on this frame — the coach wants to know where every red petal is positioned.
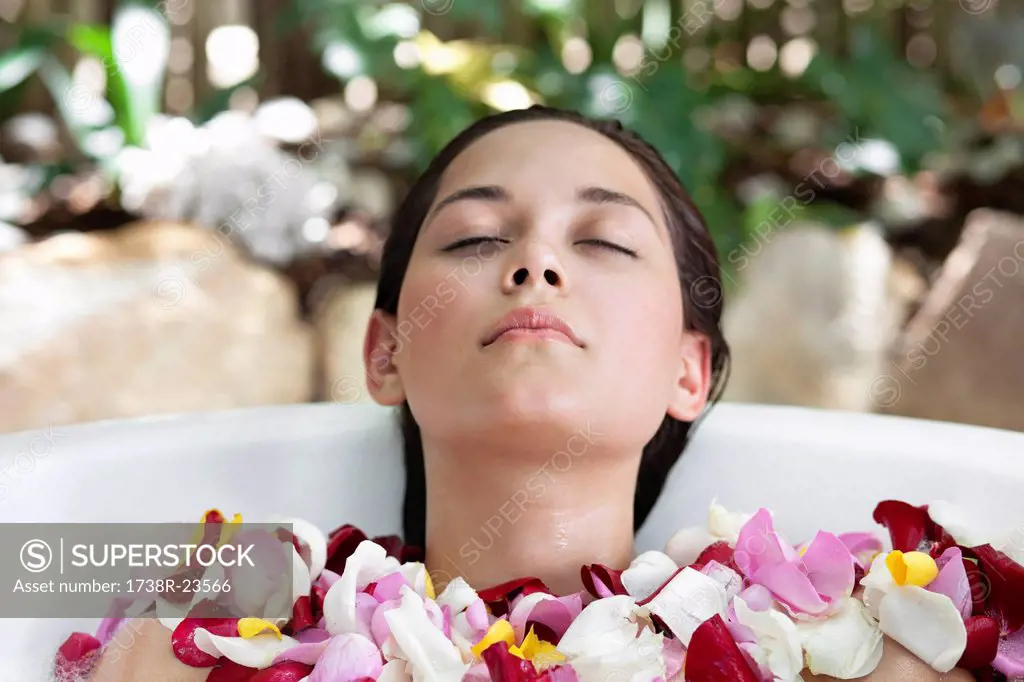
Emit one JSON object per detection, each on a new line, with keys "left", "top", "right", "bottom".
{"left": 958, "top": 615, "right": 1000, "bottom": 669}
{"left": 873, "top": 500, "right": 931, "bottom": 552}
{"left": 172, "top": 618, "right": 240, "bottom": 667}
{"left": 206, "top": 659, "right": 257, "bottom": 682}
{"left": 684, "top": 615, "right": 760, "bottom": 682}
{"left": 478, "top": 577, "right": 552, "bottom": 618}
{"left": 973, "top": 544, "right": 1024, "bottom": 632}
{"left": 250, "top": 662, "right": 315, "bottom": 681}
{"left": 311, "top": 582, "right": 329, "bottom": 623}
{"left": 580, "top": 564, "right": 627, "bottom": 599}
{"left": 54, "top": 632, "right": 102, "bottom": 680}
{"left": 288, "top": 595, "right": 315, "bottom": 634}
{"left": 691, "top": 541, "right": 742, "bottom": 575}
{"left": 324, "top": 524, "right": 368, "bottom": 575}
{"left": 481, "top": 640, "right": 546, "bottom": 681}
{"left": 204, "top": 510, "right": 226, "bottom": 524}
{"left": 964, "top": 558, "right": 989, "bottom": 615}
{"left": 372, "top": 533, "right": 425, "bottom": 564}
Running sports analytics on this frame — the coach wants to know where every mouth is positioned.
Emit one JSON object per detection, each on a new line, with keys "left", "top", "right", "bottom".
{"left": 482, "top": 307, "right": 584, "bottom": 348}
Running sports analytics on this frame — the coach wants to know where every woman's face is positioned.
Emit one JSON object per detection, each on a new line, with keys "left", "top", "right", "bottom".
{"left": 366, "top": 119, "right": 710, "bottom": 451}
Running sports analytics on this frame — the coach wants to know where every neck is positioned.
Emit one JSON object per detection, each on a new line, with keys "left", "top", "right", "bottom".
{"left": 421, "top": 427, "right": 638, "bottom": 596}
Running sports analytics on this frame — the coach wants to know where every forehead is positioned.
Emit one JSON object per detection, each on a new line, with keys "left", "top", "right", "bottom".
{"left": 435, "top": 119, "right": 664, "bottom": 219}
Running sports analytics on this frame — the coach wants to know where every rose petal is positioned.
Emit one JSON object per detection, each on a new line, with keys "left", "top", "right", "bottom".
{"left": 377, "top": 659, "right": 413, "bottom": 682}
{"left": 251, "top": 661, "right": 317, "bottom": 681}
{"left": 707, "top": 501, "right": 752, "bottom": 544}
{"left": 324, "top": 525, "right": 369, "bottom": 576}
{"left": 734, "top": 509, "right": 795, "bottom": 579}
{"left": 838, "top": 532, "right": 884, "bottom": 569}
{"left": 193, "top": 630, "right": 301, "bottom": 670}
{"left": 296, "top": 628, "right": 331, "bottom": 644}
{"left": 557, "top": 595, "right": 647, "bottom": 656}
{"left": 732, "top": 596, "right": 802, "bottom": 681}
{"left": 272, "top": 639, "right": 332, "bottom": 666}
{"left": 973, "top": 544, "right": 1024, "bottom": 632}
{"left": 684, "top": 614, "right": 759, "bottom": 682}
{"left": 877, "top": 585, "right": 967, "bottom": 672}
{"left": 283, "top": 518, "right": 329, "bottom": 582}
{"left": 692, "top": 542, "right": 742, "bottom": 576}
{"left": 796, "top": 596, "right": 883, "bottom": 679}
{"left": 957, "top": 615, "right": 1000, "bottom": 669}
{"left": 579, "top": 565, "right": 626, "bottom": 601}
{"left": 700, "top": 561, "right": 744, "bottom": 602}
{"left": 640, "top": 567, "right": 728, "bottom": 645}
{"left": 207, "top": 659, "right": 260, "bottom": 682}
{"left": 873, "top": 501, "right": 930, "bottom": 553}
{"left": 323, "top": 541, "right": 398, "bottom": 635}
{"left": 382, "top": 586, "right": 467, "bottom": 679}
{"left": 664, "top": 526, "right": 716, "bottom": 567}
{"left": 307, "top": 633, "right": 382, "bottom": 682}
{"left": 751, "top": 561, "right": 830, "bottom": 616}
{"left": 993, "top": 623, "right": 1024, "bottom": 677}
{"left": 926, "top": 547, "right": 972, "bottom": 619}
{"left": 800, "top": 531, "right": 856, "bottom": 605}
{"left": 291, "top": 596, "right": 316, "bottom": 634}
{"left": 479, "top": 577, "right": 553, "bottom": 617}
{"left": 663, "top": 637, "right": 686, "bottom": 680}
{"left": 373, "top": 572, "right": 412, "bottom": 603}
{"left": 54, "top": 632, "right": 103, "bottom": 680}
{"left": 172, "top": 618, "right": 239, "bottom": 667}
{"left": 621, "top": 551, "right": 679, "bottom": 602}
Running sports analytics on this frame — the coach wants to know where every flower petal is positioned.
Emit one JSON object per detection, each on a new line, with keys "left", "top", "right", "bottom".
{"left": 800, "top": 531, "right": 856, "bottom": 604}
{"left": 250, "top": 661, "right": 316, "bottom": 682}
{"left": 973, "top": 544, "right": 1024, "bottom": 633}
{"left": 877, "top": 585, "right": 967, "bottom": 673}
{"left": 377, "top": 659, "right": 413, "bottom": 682}
{"left": 557, "top": 595, "right": 645, "bottom": 656}
{"left": 481, "top": 641, "right": 546, "bottom": 681}
{"left": 958, "top": 615, "right": 999, "bottom": 670}
{"left": 54, "top": 632, "right": 102, "bottom": 680}
{"left": 323, "top": 541, "right": 396, "bottom": 635}
{"left": 732, "top": 596, "right": 802, "bottom": 681}
{"left": 751, "top": 561, "right": 830, "bottom": 616}
{"left": 479, "top": 577, "right": 553, "bottom": 617}
{"left": 622, "top": 551, "right": 679, "bottom": 602}
{"left": 664, "top": 526, "right": 716, "bottom": 567}
{"left": 993, "top": 623, "right": 1024, "bottom": 677}
{"left": 795, "top": 596, "right": 883, "bottom": 679}
{"left": 859, "top": 553, "right": 896, "bottom": 620}
{"left": 640, "top": 567, "right": 728, "bottom": 645}
{"left": 733, "top": 509, "right": 792, "bottom": 579}
{"left": 383, "top": 586, "right": 467, "bottom": 679}
{"left": 838, "top": 532, "right": 883, "bottom": 569}
{"left": 926, "top": 547, "right": 971, "bottom": 619}
{"left": 707, "top": 501, "right": 752, "bottom": 544}
{"left": 172, "top": 618, "right": 239, "bottom": 667}
{"left": 324, "top": 525, "right": 368, "bottom": 576}
{"left": 307, "top": 633, "right": 383, "bottom": 682}
{"left": 872, "top": 501, "right": 930, "bottom": 552}
{"left": 283, "top": 518, "right": 329, "bottom": 582}
{"left": 579, "top": 565, "right": 627, "bottom": 601}
{"left": 193, "top": 630, "right": 301, "bottom": 670}
{"left": 273, "top": 639, "right": 332, "bottom": 666}
{"left": 684, "top": 614, "right": 760, "bottom": 682}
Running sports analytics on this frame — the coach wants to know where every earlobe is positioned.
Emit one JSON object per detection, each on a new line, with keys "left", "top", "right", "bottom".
{"left": 666, "top": 332, "right": 712, "bottom": 423}
{"left": 362, "top": 309, "right": 406, "bottom": 406}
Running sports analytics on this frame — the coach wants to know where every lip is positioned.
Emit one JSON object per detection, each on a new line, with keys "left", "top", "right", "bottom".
{"left": 482, "top": 307, "right": 584, "bottom": 348}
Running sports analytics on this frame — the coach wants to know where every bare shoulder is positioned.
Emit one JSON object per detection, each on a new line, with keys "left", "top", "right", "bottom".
{"left": 802, "top": 636, "right": 973, "bottom": 682}
{"left": 87, "top": 619, "right": 207, "bottom": 682}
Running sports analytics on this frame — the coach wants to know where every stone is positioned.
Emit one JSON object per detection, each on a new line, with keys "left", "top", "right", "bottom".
{"left": 722, "top": 222, "right": 920, "bottom": 411}
{"left": 312, "top": 278, "right": 379, "bottom": 406}
{"left": 0, "top": 220, "right": 315, "bottom": 434}
{"left": 879, "top": 210, "right": 1024, "bottom": 431}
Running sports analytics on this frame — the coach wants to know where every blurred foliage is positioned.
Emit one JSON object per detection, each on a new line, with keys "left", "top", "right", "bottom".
{"left": 1, "top": 0, "right": 970, "bottom": 261}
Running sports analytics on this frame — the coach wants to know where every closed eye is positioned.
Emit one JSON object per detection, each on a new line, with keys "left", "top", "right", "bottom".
{"left": 441, "top": 236, "right": 509, "bottom": 252}
{"left": 577, "top": 239, "right": 639, "bottom": 258}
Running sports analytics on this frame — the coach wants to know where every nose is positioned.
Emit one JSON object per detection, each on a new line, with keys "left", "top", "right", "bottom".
{"left": 500, "top": 243, "right": 567, "bottom": 294}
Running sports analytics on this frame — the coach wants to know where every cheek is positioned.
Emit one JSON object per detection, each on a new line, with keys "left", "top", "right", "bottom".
{"left": 394, "top": 263, "right": 478, "bottom": 371}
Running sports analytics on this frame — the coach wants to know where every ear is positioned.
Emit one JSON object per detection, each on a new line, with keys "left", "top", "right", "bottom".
{"left": 666, "top": 331, "right": 712, "bottom": 422}
{"left": 363, "top": 309, "right": 406, "bottom": 406}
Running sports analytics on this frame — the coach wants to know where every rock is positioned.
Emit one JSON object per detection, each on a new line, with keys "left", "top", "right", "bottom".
{"left": 878, "top": 210, "right": 1024, "bottom": 431}
{"left": 0, "top": 220, "right": 315, "bottom": 434}
{"left": 722, "top": 222, "right": 919, "bottom": 411}
{"left": 312, "top": 279, "right": 379, "bottom": 406}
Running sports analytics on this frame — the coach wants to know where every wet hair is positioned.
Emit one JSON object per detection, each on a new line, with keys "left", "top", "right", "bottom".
{"left": 372, "top": 105, "right": 730, "bottom": 548}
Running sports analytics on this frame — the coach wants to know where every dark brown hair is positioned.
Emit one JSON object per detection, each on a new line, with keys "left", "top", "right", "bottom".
{"left": 372, "top": 105, "right": 730, "bottom": 548}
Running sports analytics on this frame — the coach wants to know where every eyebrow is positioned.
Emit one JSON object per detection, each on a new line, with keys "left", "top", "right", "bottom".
{"left": 424, "top": 184, "right": 657, "bottom": 230}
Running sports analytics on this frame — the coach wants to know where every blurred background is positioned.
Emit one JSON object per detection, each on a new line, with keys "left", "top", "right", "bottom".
{"left": 0, "top": 0, "right": 1022, "bottom": 436}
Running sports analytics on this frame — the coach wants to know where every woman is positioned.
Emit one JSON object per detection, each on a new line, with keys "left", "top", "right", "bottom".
{"left": 81, "top": 106, "right": 971, "bottom": 680}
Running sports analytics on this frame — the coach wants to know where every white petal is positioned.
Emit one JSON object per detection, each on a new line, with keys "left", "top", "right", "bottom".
{"left": 796, "top": 597, "right": 883, "bottom": 679}
{"left": 281, "top": 518, "right": 328, "bottom": 581}
{"left": 878, "top": 586, "right": 967, "bottom": 673}
{"left": 383, "top": 586, "right": 468, "bottom": 679}
{"left": 621, "top": 551, "right": 679, "bottom": 602}
{"left": 700, "top": 561, "right": 744, "bottom": 601}
{"left": 642, "top": 567, "right": 728, "bottom": 646}
{"left": 323, "top": 540, "right": 398, "bottom": 635}
{"left": 397, "top": 562, "right": 430, "bottom": 598}
{"left": 435, "top": 577, "right": 479, "bottom": 614}
{"left": 733, "top": 597, "right": 803, "bottom": 681}
{"left": 558, "top": 595, "right": 644, "bottom": 657}
{"left": 377, "top": 659, "right": 414, "bottom": 682}
{"left": 707, "top": 500, "right": 751, "bottom": 544}
{"left": 663, "top": 526, "right": 715, "bottom": 567}
{"left": 567, "top": 630, "right": 666, "bottom": 682}
{"left": 859, "top": 553, "right": 896, "bottom": 620}
{"left": 192, "top": 629, "right": 299, "bottom": 669}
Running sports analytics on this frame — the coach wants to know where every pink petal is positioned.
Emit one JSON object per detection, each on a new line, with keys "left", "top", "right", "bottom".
{"left": 838, "top": 532, "right": 884, "bottom": 569}
{"left": 734, "top": 509, "right": 791, "bottom": 578}
{"left": 663, "top": 636, "right": 686, "bottom": 680}
{"left": 525, "top": 599, "right": 575, "bottom": 642}
{"left": 994, "top": 625, "right": 1024, "bottom": 677}
{"left": 307, "top": 633, "right": 383, "bottom": 682}
{"left": 370, "top": 599, "right": 402, "bottom": 647}
{"left": 319, "top": 569, "right": 342, "bottom": 590}
{"left": 273, "top": 640, "right": 332, "bottom": 666}
{"left": 355, "top": 592, "right": 379, "bottom": 640}
{"left": 251, "top": 662, "right": 316, "bottom": 681}
{"left": 371, "top": 572, "right": 410, "bottom": 603}
{"left": 752, "top": 562, "right": 829, "bottom": 616}
{"left": 465, "top": 598, "right": 490, "bottom": 634}
{"left": 296, "top": 628, "right": 332, "bottom": 644}
{"left": 926, "top": 547, "right": 972, "bottom": 619}
{"left": 800, "top": 531, "right": 855, "bottom": 604}
{"left": 738, "top": 584, "right": 774, "bottom": 612}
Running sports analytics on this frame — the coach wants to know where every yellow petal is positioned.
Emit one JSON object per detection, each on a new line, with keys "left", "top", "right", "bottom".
{"left": 519, "top": 627, "right": 565, "bottom": 669}
{"left": 237, "top": 618, "right": 283, "bottom": 640}
{"left": 886, "top": 551, "right": 938, "bottom": 587}
{"left": 424, "top": 570, "right": 436, "bottom": 600}
{"left": 471, "top": 619, "right": 516, "bottom": 659}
